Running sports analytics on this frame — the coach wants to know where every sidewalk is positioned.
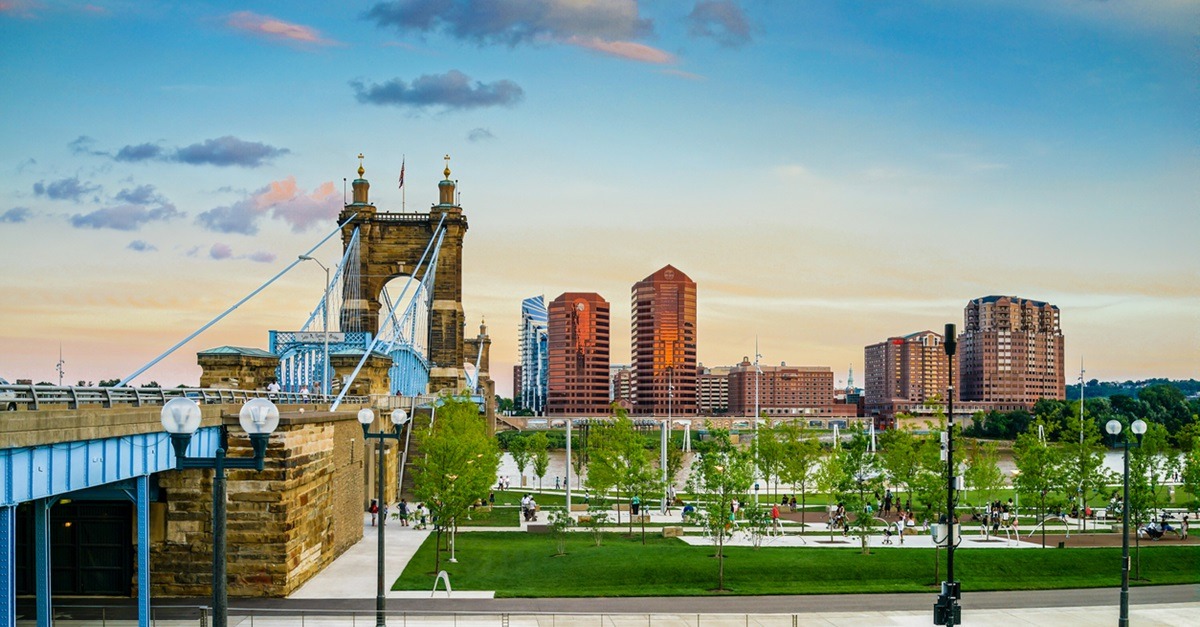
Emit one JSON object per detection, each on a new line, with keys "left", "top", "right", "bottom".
{"left": 290, "top": 514, "right": 494, "bottom": 599}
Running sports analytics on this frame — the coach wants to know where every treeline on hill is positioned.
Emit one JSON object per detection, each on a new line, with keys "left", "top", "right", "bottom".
{"left": 1065, "top": 378, "right": 1200, "bottom": 399}
{"left": 964, "top": 383, "right": 1200, "bottom": 449}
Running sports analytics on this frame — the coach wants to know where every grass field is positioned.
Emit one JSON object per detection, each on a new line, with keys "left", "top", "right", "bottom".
{"left": 395, "top": 532, "right": 1200, "bottom": 597}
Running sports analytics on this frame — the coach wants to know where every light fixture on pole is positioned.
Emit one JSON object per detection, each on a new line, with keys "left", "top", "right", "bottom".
{"left": 298, "top": 255, "right": 331, "bottom": 397}
{"left": 934, "top": 323, "right": 960, "bottom": 627}
{"left": 358, "top": 407, "right": 408, "bottom": 627}
{"left": 1106, "top": 417, "right": 1146, "bottom": 627}
{"left": 161, "top": 397, "right": 279, "bottom": 627}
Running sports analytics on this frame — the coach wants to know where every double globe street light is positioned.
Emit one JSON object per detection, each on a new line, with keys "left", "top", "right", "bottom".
{"left": 160, "top": 397, "right": 280, "bottom": 627}
{"left": 358, "top": 407, "right": 410, "bottom": 627}
{"left": 1105, "top": 417, "right": 1146, "bottom": 627}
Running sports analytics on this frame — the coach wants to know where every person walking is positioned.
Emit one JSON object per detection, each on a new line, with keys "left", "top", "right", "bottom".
{"left": 771, "top": 503, "right": 782, "bottom": 535}
{"left": 369, "top": 499, "right": 379, "bottom": 526}
{"left": 398, "top": 499, "right": 410, "bottom": 527}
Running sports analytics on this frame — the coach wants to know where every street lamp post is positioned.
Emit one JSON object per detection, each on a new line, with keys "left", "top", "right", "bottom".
{"left": 358, "top": 407, "right": 409, "bottom": 627}
{"left": 1106, "top": 418, "right": 1146, "bottom": 627}
{"left": 160, "top": 397, "right": 279, "bottom": 627}
{"left": 298, "top": 255, "right": 331, "bottom": 397}
{"left": 935, "top": 323, "right": 960, "bottom": 626}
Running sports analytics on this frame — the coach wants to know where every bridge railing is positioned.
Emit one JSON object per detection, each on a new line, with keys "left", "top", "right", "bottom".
{"left": 0, "top": 384, "right": 369, "bottom": 411}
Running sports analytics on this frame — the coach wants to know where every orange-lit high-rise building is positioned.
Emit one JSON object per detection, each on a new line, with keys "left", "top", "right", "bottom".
{"left": 631, "top": 265, "right": 697, "bottom": 415}
{"left": 547, "top": 292, "right": 611, "bottom": 415}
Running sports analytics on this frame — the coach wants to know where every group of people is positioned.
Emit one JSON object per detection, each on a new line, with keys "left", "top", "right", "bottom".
{"left": 368, "top": 498, "right": 431, "bottom": 530}
{"left": 1140, "top": 514, "right": 1189, "bottom": 541}
{"left": 520, "top": 494, "right": 539, "bottom": 522}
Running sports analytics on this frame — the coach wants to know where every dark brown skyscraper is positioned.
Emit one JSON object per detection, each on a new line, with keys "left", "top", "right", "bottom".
{"left": 960, "top": 295, "right": 1065, "bottom": 404}
{"left": 631, "top": 265, "right": 697, "bottom": 415}
{"left": 547, "top": 292, "right": 611, "bottom": 415}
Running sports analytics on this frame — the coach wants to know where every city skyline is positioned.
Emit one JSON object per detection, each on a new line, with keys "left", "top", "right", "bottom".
{"left": 2, "top": 1, "right": 1197, "bottom": 395}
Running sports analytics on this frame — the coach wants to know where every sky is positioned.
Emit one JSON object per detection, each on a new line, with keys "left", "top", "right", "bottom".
{"left": 1, "top": 0, "right": 1197, "bottom": 396}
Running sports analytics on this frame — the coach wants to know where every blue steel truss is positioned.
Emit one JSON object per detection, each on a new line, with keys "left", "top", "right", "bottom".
{"left": 274, "top": 221, "right": 443, "bottom": 398}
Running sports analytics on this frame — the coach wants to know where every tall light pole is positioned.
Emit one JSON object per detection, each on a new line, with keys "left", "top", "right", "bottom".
{"left": 359, "top": 407, "right": 409, "bottom": 627}
{"left": 935, "top": 323, "right": 960, "bottom": 626}
{"left": 160, "top": 397, "right": 279, "bottom": 627}
{"left": 1078, "top": 362, "right": 1085, "bottom": 532}
{"left": 1106, "top": 417, "right": 1146, "bottom": 627}
{"left": 299, "top": 255, "right": 331, "bottom": 397}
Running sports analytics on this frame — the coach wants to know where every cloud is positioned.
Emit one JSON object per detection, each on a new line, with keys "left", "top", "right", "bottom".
{"left": 467, "top": 127, "right": 495, "bottom": 142}
{"left": 115, "top": 184, "right": 168, "bottom": 205}
{"left": 69, "top": 135, "right": 108, "bottom": 157}
{"left": 247, "top": 251, "right": 277, "bottom": 263}
{"left": 33, "top": 176, "right": 101, "bottom": 201}
{"left": 0, "top": 1, "right": 40, "bottom": 18}
{"left": 70, "top": 203, "right": 183, "bottom": 231}
{"left": 565, "top": 36, "right": 674, "bottom": 63}
{"left": 364, "top": 0, "right": 652, "bottom": 46}
{"left": 0, "top": 207, "right": 31, "bottom": 223}
{"left": 210, "top": 243, "right": 234, "bottom": 260}
{"left": 174, "top": 136, "right": 289, "bottom": 167}
{"left": 114, "top": 143, "right": 164, "bottom": 162}
{"left": 351, "top": 70, "right": 524, "bottom": 110}
{"left": 225, "top": 11, "right": 339, "bottom": 46}
{"left": 127, "top": 240, "right": 157, "bottom": 252}
{"left": 195, "top": 176, "right": 341, "bottom": 235}
{"left": 687, "top": 1, "right": 752, "bottom": 47}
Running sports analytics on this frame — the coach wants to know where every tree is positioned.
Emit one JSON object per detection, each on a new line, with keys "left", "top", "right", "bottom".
{"left": 508, "top": 436, "right": 531, "bottom": 488}
{"left": 1181, "top": 437, "right": 1200, "bottom": 511}
{"left": 685, "top": 426, "right": 754, "bottom": 591}
{"left": 1012, "top": 421, "right": 1064, "bottom": 548}
{"left": 411, "top": 395, "right": 501, "bottom": 574}
{"left": 879, "top": 425, "right": 920, "bottom": 509}
{"left": 963, "top": 441, "right": 1004, "bottom": 538}
{"left": 840, "top": 429, "right": 885, "bottom": 554}
{"left": 778, "top": 422, "right": 820, "bottom": 528}
{"left": 1129, "top": 420, "right": 1170, "bottom": 580}
{"left": 754, "top": 423, "right": 785, "bottom": 498}
{"left": 547, "top": 509, "right": 572, "bottom": 556}
{"left": 814, "top": 445, "right": 845, "bottom": 543}
{"left": 585, "top": 409, "right": 652, "bottom": 532}
{"left": 1059, "top": 408, "right": 1111, "bottom": 531}
{"left": 528, "top": 432, "right": 550, "bottom": 491}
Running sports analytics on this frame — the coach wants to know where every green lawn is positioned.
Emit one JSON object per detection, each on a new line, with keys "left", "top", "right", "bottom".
{"left": 396, "top": 532, "right": 1200, "bottom": 597}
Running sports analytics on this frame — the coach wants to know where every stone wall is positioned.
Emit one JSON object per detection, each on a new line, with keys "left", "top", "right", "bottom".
{"left": 197, "top": 353, "right": 279, "bottom": 390}
{"left": 152, "top": 409, "right": 364, "bottom": 598}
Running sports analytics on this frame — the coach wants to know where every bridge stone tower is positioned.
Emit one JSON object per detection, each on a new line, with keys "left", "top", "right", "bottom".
{"left": 337, "top": 156, "right": 468, "bottom": 394}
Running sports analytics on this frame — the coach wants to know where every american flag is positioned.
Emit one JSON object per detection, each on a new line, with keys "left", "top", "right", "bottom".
{"left": 398, "top": 157, "right": 405, "bottom": 189}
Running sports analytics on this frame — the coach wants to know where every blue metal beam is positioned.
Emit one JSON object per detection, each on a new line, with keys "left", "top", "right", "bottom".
{"left": 136, "top": 475, "right": 150, "bottom": 627}
{"left": 2, "top": 427, "right": 220, "bottom": 506}
{"left": 0, "top": 506, "right": 13, "bottom": 627}
{"left": 34, "top": 499, "right": 50, "bottom": 627}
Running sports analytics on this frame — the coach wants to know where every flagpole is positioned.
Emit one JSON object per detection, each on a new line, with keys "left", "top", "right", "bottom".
{"left": 401, "top": 155, "right": 406, "bottom": 211}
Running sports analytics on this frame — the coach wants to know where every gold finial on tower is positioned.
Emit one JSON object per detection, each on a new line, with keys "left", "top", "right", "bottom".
{"left": 443, "top": 154, "right": 451, "bottom": 179}
{"left": 357, "top": 153, "right": 365, "bottom": 178}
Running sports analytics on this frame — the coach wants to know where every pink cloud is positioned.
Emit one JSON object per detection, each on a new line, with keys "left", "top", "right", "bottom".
{"left": 566, "top": 36, "right": 675, "bottom": 64}
{"left": 225, "top": 11, "right": 337, "bottom": 46}
{"left": 257, "top": 176, "right": 341, "bottom": 233}
{"left": 0, "top": 0, "right": 41, "bottom": 18}
{"left": 210, "top": 243, "right": 233, "bottom": 260}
